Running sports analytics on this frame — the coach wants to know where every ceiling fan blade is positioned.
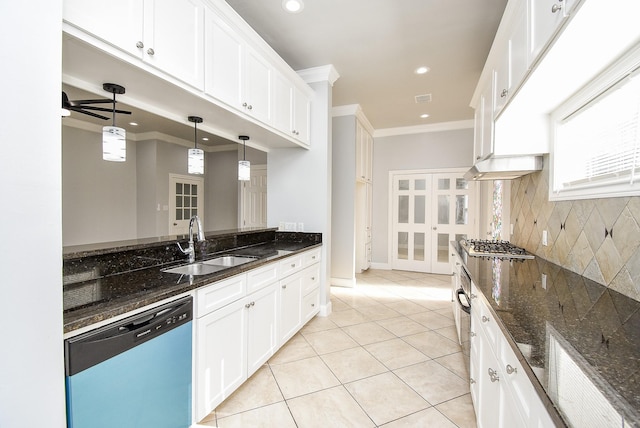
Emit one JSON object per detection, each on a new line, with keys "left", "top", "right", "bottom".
{"left": 70, "top": 98, "right": 113, "bottom": 106}
{"left": 68, "top": 107, "right": 110, "bottom": 121}
{"left": 79, "top": 106, "right": 132, "bottom": 115}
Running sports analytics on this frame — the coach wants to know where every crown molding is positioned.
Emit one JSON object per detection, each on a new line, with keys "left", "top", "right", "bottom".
{"left": 332, "top": 104, "right": 375, "bottom": 135}
{"left": 373, "top": 120, "right": 474, "bottom": 138}
{"left": 297, "top": 65, "right": 340, "bottom": 86}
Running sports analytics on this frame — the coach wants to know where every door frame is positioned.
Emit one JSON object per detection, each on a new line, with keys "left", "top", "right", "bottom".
{"left": 239, "top": 164, "right": 267, "bottom": 228}
{"left": 387, "top": 167, "right": 480, "bottom": 273}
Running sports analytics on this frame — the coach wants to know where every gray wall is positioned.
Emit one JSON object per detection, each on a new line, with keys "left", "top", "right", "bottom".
{"left": 62, "top": 125, "right": 259, "bottom": 245}
{"left": 372, "top": 128, "right": 474, "bottom": 265}
{"left": 331, "top": 115, "right": 357, "bottom": 283}
{"left": 63, "top": 126, "right": 138, "bottom": 245}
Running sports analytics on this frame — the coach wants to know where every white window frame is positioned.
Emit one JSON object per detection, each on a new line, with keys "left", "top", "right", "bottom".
{"left": 550, "top": 43, "right": 640, "bottom": 201}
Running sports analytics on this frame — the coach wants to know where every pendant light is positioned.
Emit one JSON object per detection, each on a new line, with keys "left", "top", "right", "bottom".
{"left": 102, "top": 83, "right": 127, "bottom": 162}
{"left": 188, "top": 116, "right": 204, "bottom": 175}
{"left": 238, "top": 135, "right": 250, "bottom": 181}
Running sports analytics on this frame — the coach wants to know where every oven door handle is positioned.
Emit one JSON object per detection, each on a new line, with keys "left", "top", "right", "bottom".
{"left": 456, "top": 288, "right": 471, "bottom": 314}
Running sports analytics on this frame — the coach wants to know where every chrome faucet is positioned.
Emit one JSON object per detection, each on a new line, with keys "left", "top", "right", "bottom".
{"left": 177, "top": 215, "right": 205, "bottom": 263}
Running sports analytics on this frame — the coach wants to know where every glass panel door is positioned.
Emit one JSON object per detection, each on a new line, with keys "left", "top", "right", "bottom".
{"left": 391, "top": 174, "right": 433, "bottom": 272}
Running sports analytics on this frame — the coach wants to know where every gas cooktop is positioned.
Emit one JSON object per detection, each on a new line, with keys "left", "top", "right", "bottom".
{"left": 461, "top": 239, "right": 534, "bottom": 260}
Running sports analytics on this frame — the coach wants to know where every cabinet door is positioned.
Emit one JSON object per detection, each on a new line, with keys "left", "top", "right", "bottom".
{"left": 272, "top": 72, "right": 293, "bottom": 137}
{"left": 480, "top": 79, "right": 494, "bottom": 159}
{"left": 204, "top": 11, "right": 243, "bottom": 107}
{"left": 144, "top": 0, "right": 205, "bottom": 88}
{"left": 246, "top": 283, "right": 278, "bottom": 376}
{"left": 292, "top": 86, "right": 311, "bottom": 145}
{"left": 530, "top": 0, "right": 568, "bottom": 60}
{"left": 195, "top": 300, "right": 247, "bottom": 421}
{"left": 278, "top": 273, "right": 303, "bottom": 345}
{"left": 63, "top": 0, "right": 143, "bottom": 57}
{"left": 243, "top": 46, "right": 272, "bottom": 124}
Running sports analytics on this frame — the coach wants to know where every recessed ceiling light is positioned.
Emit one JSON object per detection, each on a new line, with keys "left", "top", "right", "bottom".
{"left": 202, "top": 137, "right": 209, "bottom": 141}
{"left": 282, "top": 0, "right": 304, "bottom": 13}
{"left": 415, "top": 66, "right": 430, "bottom": 75}
{"left": 420, "top": 114, "right": 430, "bottom": 119}
{"left": 129, "top": 122, "right": 138, "bottom": 126}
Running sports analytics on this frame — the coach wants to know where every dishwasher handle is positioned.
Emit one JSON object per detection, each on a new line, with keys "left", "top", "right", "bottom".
{"left": 456, "top": 289, "right": 471, "bottom": 315}
{"left": 65, "top": 296, "right": 193, "bottom": 376}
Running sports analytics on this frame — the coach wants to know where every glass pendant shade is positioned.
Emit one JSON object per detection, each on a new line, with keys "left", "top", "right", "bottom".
{"left": 102, "top": 126, "right": 126, "bottom": 162}
{"left": 238, "top": 160, "right": 251, "bottom": 181}
{"left": 188, "top": 148, "right": 205, "bottom": 174}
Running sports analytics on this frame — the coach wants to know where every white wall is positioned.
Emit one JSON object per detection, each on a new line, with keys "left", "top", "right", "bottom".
{"left": 331, "top": 116, "right": 357, "bottom": 284}
{"left": 0, "top": 1, "right": 66, "bottom": 427}
{"left": 371, "top": 128, "right": 474, "bottom": 265}
{"left": 268, "top": 77, "right": 333, "bottom": 314}
{"left": 206, "top": 150, "right": 240, "bottom": 230}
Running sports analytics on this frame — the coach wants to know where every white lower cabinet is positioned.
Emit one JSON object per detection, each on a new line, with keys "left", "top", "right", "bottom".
{"left": 194, "top": 248, "right": 321, "bottom": 422}
{"left": 471, "top": 283, "right": 553, "bottom": 428}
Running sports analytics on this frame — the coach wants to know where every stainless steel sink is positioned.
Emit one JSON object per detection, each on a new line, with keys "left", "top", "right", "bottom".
{"left": 203, "top": 255, "right": 258, "bottom": 267}
{"left": 162, "top": 263, "right": 225, "bottom": 276}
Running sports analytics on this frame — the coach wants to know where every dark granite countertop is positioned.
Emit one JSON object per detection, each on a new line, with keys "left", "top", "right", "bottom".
{"left": 64, "top": 230, "right": 321, "bottom": 334}
{"left": 453, "top": 242, "right": 640, "bottom": 426}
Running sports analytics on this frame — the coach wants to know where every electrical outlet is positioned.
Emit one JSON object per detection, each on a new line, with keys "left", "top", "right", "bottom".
{"left": 542, "top": 230, "right": 548, "bottom": 246}
{"left": 285, "top": 222, "right": 296, "bottom": 231}
{"left": 297, "top": 222, "right": 304, "bottom": 232}
{"left": 510, "top": 223, "right": 514, "bottom": 235}
{"left": 279, "top": 222, "right": 285, "bottom": 231}
{"left": 541, "top": 273, "right": 547, "bottom": 290}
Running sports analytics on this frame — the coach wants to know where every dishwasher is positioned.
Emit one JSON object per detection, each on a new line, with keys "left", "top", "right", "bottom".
{"left": 64, "top": 296, "right": 193, "bottom": 428}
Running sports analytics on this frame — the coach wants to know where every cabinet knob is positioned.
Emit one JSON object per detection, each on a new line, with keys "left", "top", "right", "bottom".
{"left": 488, "top": 367, "right": 500, "bottom": 383}
{"left": 311, "top": 277, "right": 315, "bottom": 281}
{"left": 476, "top": 156, "right": 481, "bottom": 160}
{"left": 146, "top": 48, "right": 155, "bottom": 56}
{"left": 311, "top": 303, "right": 315, "bottom": 307}
{"left": 470, "top": 293, "right": 477, "bottom": 299}
{"left": 470, "top": 378, "right": 476, "bottom": 385}
{"left": 136, "top": 41, "right": 144, "bottom": 49}
{"left": 282, "top": 285, "right": 287, "bottom": 289}
{"left": 251, "top": 301, "right": 255, "bottom": 307}
{"left": 245, "top": 303, "right": 251, "bottom": 308}
{"left": 500, "top": 89, "right": 508, "bottom": 98}
{"left": 551, "top": 3, "right": 562, "bottom": 13}
{"left": 506, "top": 364, "right": 518, "bottom": 375}
{"left": 482, "top": 315, "right": 490, "bottom": 323}
{"left": 291, "top": 263, "right": 296, "bottom": 268}
{"left": 470, "top": 331, "right": 476, "bottom": 337}
{"left": 242, "top": 102, "right": 248, "bottom": 107}
{"left": 247, "top": 105, "right": 253, "bottom": 110}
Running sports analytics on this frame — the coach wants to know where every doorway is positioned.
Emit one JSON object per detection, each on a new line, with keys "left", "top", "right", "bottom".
{"left": 390, "top": 170, "right": 477, "bottom": 274}
{"left": 240, "top": 165, "right": 267, "bottom": 228}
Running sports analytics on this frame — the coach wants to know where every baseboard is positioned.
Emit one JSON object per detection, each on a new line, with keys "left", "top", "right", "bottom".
{"left": 319, "top": 300, "right": 332, "bottom": 317}
{"left": 330, "top": 277, "right": 356, "bottom": 287}
{"left": 370, "top": 262, "right": 391, "bottom": 270}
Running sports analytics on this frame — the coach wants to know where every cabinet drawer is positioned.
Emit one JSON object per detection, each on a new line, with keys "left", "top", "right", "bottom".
{"left": 302, "top": 248, "right": 321, "bottom": 266}
{"left": 279, "top": 254, "right": 303, "bottom": 278}
{"left": 302, "top": 288, "right": 319, "bottom": 323}
{"left": 301, "top": 265, "right": 320, "bottom": 295}
{"left": 498, "top": 334, "right": 533, "bottom": 420}
{"left": 247, "top": 262, "right": 278, "bottom": 294}
{"left": 196, "top": 274, "right": 246, "bottom": 318}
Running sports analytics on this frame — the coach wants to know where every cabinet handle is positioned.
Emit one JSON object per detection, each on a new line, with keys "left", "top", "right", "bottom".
{"left": 551, "top": 3, "right": 562, "bottom": 13}
{"left": 282, "top": 284, "right": 287, "bottom": 289}
{"left": 500, "top": 89, "right": 508, "bottom": 98}
{"left": 482, "top": 315, "right": 490, "bottom": 323}
{"left": 146, "top": 48, "right": 155, "bottom": 56}
{"left": 488, "top": 368, "right": 500, "bottom": 383}
{"left": 470, "top": 378, "right": 476, "bottom": 385}
{"left": 506, "top": 364, "right": 517, "bottom": 375}
{"left": 136, "top": 41, "right": 144, "bottom": 49}
{"left": 291, "top": 263, "right": 296, "bottom": 268}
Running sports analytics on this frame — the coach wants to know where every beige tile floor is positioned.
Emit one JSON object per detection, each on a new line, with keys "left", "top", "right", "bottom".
{"left": 200, "top": 269, "right": 477, "bottom": 428}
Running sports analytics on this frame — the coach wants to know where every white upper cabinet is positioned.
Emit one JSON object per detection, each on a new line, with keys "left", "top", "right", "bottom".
{"left": 529, "top": 0, "right": 573, "bottom": 60}
{"left": 273, "top": 72, "right": 311, "bottom": 145}
{"left": 356, "top": 121, "right": 373, "bottom": 183}
{"left": 204, "top": 12, "right": 272, "bottom": 124}
{"left": 64, "top": 0, "right": 205, "bottom": 89}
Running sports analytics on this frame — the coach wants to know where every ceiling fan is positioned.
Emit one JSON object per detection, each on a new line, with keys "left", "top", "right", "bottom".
{"left": 62, "top": 83, "right": 132, "bottom": 120}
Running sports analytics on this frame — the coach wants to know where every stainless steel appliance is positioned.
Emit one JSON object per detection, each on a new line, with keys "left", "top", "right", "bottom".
{"left": 64, "top": 296, "right": 193, "bottom": 428}
{"left": 460, "top": 239, "right": 534, "bottom": 259}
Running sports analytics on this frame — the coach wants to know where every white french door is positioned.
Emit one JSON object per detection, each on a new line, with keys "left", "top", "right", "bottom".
{"left": 391, "top": 170, "right": 476, "bottom": 274}
{"left": 169, "top": 174, "right": 204, "bottom": 235}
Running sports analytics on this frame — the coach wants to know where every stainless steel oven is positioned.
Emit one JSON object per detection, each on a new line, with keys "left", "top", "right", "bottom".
{"left": 455, "top": 265, "right": 471, "bottom": 375}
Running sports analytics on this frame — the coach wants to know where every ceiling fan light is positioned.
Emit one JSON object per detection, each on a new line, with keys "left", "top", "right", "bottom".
{"left": 188, "top": 148, "right": 205, "bottom": 175}
{"left": 238, "top": 160, "right": 251, "bottom": 181}
{"left": 102, "top": 126, "right": 126, "bottom": 162}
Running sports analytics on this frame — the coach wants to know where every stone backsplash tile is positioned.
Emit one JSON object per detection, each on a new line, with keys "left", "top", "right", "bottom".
{"left": 510, "top": 161, "right": 640, "bottom": 302}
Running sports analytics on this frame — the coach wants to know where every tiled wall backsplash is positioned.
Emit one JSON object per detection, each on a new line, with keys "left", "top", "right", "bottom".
{"left": 510, "top": 161, "right": 640, "bottom": 302}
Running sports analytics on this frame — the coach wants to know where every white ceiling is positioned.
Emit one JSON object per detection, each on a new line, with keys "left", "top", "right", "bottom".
{"left": 225, "top": 0, "right": 508, "bottom": 130}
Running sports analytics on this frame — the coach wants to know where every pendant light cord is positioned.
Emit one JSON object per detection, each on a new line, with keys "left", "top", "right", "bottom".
{"left": 111, "top": 92, "right": 116, "bottom": 127}
{"left": 194, "top": 121, "right": 198, "bottom": 150}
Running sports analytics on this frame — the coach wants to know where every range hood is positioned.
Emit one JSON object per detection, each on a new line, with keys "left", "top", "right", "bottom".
{"left": 464, "top": 155, "right": 543, "bottom": 181}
